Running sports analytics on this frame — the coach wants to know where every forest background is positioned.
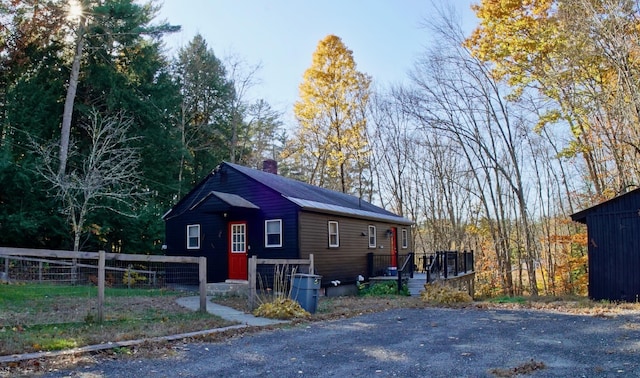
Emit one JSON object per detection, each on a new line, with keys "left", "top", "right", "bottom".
{"left": 2, "top": 0, "right": 636, "bottom": 298}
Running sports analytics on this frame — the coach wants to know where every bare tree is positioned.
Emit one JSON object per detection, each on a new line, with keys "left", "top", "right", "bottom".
{"left": 36, "top": 110, "right": 143, "bottom": 252}
{"left": 401, "top": 12, "right": 544, "bottom": 295}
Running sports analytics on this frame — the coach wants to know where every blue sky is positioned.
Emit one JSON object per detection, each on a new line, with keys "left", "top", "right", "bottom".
{"left": 157, "top": 1, "right": 477, "bottom": 123}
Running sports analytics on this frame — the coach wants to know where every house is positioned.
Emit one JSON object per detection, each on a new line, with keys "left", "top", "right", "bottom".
{"left": 163, "top": 160, "right": 414, "bottom": 290}
{"left": 571, "top": 188, "right": 640, "bottom": 302}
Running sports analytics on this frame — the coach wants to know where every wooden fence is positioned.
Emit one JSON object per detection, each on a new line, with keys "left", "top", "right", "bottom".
{"left": 247, "top": 254, "right": 314, "bottom": 310}
{"left": 0, "top": 247, "right": 207, "bottom": 321}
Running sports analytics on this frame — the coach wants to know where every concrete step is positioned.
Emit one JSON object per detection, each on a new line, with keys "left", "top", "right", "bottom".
{"left": 407, "top": 277, "right": 425, "bottom": 297}
{"left": 207, "top": 280, "right": 249, "bottom": 297}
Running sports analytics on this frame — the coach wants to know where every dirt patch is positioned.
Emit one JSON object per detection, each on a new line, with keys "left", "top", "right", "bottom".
{"left": 490, "top": 359, "right": 547, "bottom": 377}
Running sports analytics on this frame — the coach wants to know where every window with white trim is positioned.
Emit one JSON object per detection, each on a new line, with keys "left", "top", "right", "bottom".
{"left": 265, "top": 219, "right": 282, "bottom": 247}
{"left": 401, "top": 228, "right": 408, "bottom": 249}
{"left": 187, "top": 224, "right": 200, "bottom": 249}
{"left": 368, "top": 225, "right": 376, "bottom": 248}
{"left": 328, "top": 221, "right": 339, "bottom": 247}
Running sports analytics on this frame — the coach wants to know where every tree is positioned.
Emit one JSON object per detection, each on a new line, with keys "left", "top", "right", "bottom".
{"left": 35, "top": 111, "right": 143, "bottom": 252}
{"left": 466, "top": 0, "right": 640, "bottom": 198}
{"left": 174, "top": 33, "right": 235, "bottom": 195}
{"left": 0, "top": 0, "right": 182, "bottom": 253}
{"left": 402, "top": 12, "right": 544, "bottom": 295}
{"left": 285, "top": 34, "right": 371, "bottom": 193}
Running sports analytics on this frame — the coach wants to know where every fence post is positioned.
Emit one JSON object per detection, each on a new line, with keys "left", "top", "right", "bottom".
{"left": 4, "top": 256, "right": 9, "bottom": 281}
{"left": 98, "top": 250, "right": 105, "bottom": 323}
{"left": 366, "top": 252, "right": 373, "bottom": 278}
{"left": 454, "top": 252, "right": 459, "bottom": 276}
{"left": 198, "top": 256, "right": 207, "bottom": 313}
{"left": 309, "top": 254, "right": 314, "bottom": 275}
{"left": 248, "top": 256, "right": 257, "bottom": 310}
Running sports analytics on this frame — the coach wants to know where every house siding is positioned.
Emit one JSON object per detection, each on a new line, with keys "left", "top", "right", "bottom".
{"left": 164, "top": 162, "right": 413, "bottom": 285}
{"left": 165, "top": 167, "right": 300, "bottom": 282}
{"left": 298, "top": 211, "right": 411, "bottom": 285}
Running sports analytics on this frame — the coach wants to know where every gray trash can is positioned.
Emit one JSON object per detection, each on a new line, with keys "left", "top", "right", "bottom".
{"left": 291, "top": 273, "right": 322, "bottom": 314}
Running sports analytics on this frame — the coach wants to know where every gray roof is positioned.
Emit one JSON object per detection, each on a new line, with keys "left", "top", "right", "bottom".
{"left": 227, "top": 162, "right": 413, "bottom": 225}
{"left": 190, "top": 191, "right": 260, "bottom": 211}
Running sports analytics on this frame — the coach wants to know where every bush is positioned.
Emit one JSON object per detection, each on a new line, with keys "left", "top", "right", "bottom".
{"left": 359, "top": 281, "right": 409, "bottom": 297}
{"left": 421, "top": 282, "right": 472, "bottom": 304}
{"left": 253, "top": 298, "right": 310, "bottom": 320}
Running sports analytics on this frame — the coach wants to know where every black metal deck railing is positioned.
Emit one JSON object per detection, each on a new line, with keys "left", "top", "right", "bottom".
{"left": 422, "top": 250, "right": 474, "bottom": 283}
{"left": 366, "top": 253, "right": 414, "bottom": 278}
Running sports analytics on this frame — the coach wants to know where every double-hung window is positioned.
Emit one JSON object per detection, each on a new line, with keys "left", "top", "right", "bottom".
{"left": 328, "top": 221, "right": 339, "bottom": 247}
{"left": 265, "top": 219, "right": 283, "bottom": 247}
{"left": 401, "top": 228, "right": 408, "bottom": 249}
{"left": 187, "top": 224, "right": 200, "bottom": 249}
{"left": 368, "top": 225, "right": 376, "bottom": 248}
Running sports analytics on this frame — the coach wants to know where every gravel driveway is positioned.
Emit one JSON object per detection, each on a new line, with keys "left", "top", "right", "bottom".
{"left": 42, "top": 307, "right": 640, "bottom": 377}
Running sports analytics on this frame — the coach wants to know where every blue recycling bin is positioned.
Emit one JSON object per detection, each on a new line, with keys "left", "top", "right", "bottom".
{"left": 291, "top": 273, "right": 322, "bottom": 313}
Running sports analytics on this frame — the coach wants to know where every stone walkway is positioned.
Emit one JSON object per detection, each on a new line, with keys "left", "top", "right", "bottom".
{"left": 175, "top": 296, "right": 287, "bottom": 326}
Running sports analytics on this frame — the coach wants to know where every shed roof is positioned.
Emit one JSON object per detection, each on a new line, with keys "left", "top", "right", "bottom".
{"left": 571, "top": 188, "right": 640, "bottom": 224}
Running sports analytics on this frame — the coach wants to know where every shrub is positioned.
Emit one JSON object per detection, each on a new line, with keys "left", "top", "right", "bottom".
{"left": 254, "top": 264, "right": 311, "bottom": 320}
{"left": 359, "top": 281, "right": 409, "bottom": 297}
{"left": 253, "top": 298, "right": 310, "bottom": 320}
{"left": 421, "top": 282, "right": 472, "bottom": 304}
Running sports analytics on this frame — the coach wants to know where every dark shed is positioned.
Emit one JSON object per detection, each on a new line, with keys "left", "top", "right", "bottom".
{"left": 571, "top": 188, "right": 640, "bottom": 302}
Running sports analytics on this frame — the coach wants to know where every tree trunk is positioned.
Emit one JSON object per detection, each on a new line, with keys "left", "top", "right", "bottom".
{"left": 59, "top": 15, "right": 86, "bottom": 177}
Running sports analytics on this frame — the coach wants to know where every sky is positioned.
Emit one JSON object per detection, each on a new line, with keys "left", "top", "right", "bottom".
{"left": 156, "top": 1, "right": 478, "bottom": 125}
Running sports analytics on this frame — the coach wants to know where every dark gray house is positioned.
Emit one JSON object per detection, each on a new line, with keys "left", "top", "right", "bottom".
{"left": 571, "top": 188, "right": 640, "bottom": 301}
{"left": 163, "top": 161, "right": 414, "bottom": 287}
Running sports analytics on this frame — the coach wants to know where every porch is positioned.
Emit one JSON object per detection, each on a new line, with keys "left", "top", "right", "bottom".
{"left": 368, "top": 251, "right": 476, "bottom": 296}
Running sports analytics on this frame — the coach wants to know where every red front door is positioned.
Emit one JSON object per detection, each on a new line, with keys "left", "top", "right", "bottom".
{"left": 390, "top": 227, "right": 398, "bottom": 267}
{"left": 228, "top": 221, "right": 248, "bottom": 280}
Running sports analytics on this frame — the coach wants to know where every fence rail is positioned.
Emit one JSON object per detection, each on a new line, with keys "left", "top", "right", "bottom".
{"left": 0, "top": 247, "right": 207, "bottom": 321}
{"left": 247, "top": 255, "right": 314, "bottom": 310}
{"left": 423, "top": 250, "right": 474, "bottom": 282}
{"left": 367, "top": 253, "right": 414, "bottom": 278}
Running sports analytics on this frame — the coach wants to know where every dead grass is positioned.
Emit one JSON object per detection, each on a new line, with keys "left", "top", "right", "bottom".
{"left": 475, "top": 294, "right": 640, "bottom": 317}
{"left": 4, "top": 289, "right": 640, "bottom": 377}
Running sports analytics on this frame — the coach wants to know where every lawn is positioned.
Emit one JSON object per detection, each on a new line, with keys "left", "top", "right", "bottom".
{"left": 0, "top": 283, "right": 234, "bottom": 356}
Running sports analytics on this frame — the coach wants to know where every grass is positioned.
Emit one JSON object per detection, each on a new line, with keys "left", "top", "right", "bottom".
{"left": 0, "top": 283, "right": 234, "bottom": 356}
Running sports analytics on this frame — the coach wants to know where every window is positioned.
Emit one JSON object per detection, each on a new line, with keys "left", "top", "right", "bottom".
{"left": 265, "top": 219, "right": 282, "bottom": 247}
{"left": 368, "top": 225, "right": 376, "bottom": 248}
{"left": 187, "top": 224, "right": 200, "bottom": 249}
{"left": 401, "top": 228, "right": 408, "bottom": 249}
{"left": 328, "top": 221, "right": 339, "bottom": 247}
{"left": 231, "top": 223, "right": 246, "bottom": 253}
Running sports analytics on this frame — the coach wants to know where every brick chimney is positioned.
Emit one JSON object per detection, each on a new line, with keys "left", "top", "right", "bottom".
{"left": 262, "top": 159, "right": 278, "bottom": 175}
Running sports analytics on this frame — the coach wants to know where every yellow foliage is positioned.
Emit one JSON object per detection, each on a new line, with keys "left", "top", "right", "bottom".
{"left": 253, "top": 298, "right": 310, "bottom": 320}
{"left": 284, "top": 34, "right": 371, "bottom": 192}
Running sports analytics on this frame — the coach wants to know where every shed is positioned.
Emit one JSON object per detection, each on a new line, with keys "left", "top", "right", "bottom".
{"left": 163, "top": 161, "right": 414, "bottom": 288}
{"left": 571, "top": 188, "right": 640, "bottom": 301}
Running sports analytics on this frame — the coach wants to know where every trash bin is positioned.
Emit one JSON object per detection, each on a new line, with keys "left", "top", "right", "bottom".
{"left": 291, "top": 273, "right": 322, "bottom": 314}
{"left": 387, "top": 266, "right": 397, "bottom": 276}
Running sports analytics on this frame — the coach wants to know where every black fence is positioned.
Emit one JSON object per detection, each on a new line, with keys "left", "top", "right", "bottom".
{"left": 420, "top": 250, "right": 474, "bottom": 282}
{"left": 366, "top": 253, "right": 414, "bottom": 279}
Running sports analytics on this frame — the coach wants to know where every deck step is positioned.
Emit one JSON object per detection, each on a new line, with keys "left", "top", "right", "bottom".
{"left": 407, "top": 273, "right": 426, "bottom": 297}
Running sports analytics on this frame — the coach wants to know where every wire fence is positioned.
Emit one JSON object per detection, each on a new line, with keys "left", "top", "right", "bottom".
{"left": 0, "top": 248, "right": 206, "bottom": 326}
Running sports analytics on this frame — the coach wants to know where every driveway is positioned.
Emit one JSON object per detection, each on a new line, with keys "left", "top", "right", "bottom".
{"left": 41, "top": 307, "right": 640, "bottom": 377}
